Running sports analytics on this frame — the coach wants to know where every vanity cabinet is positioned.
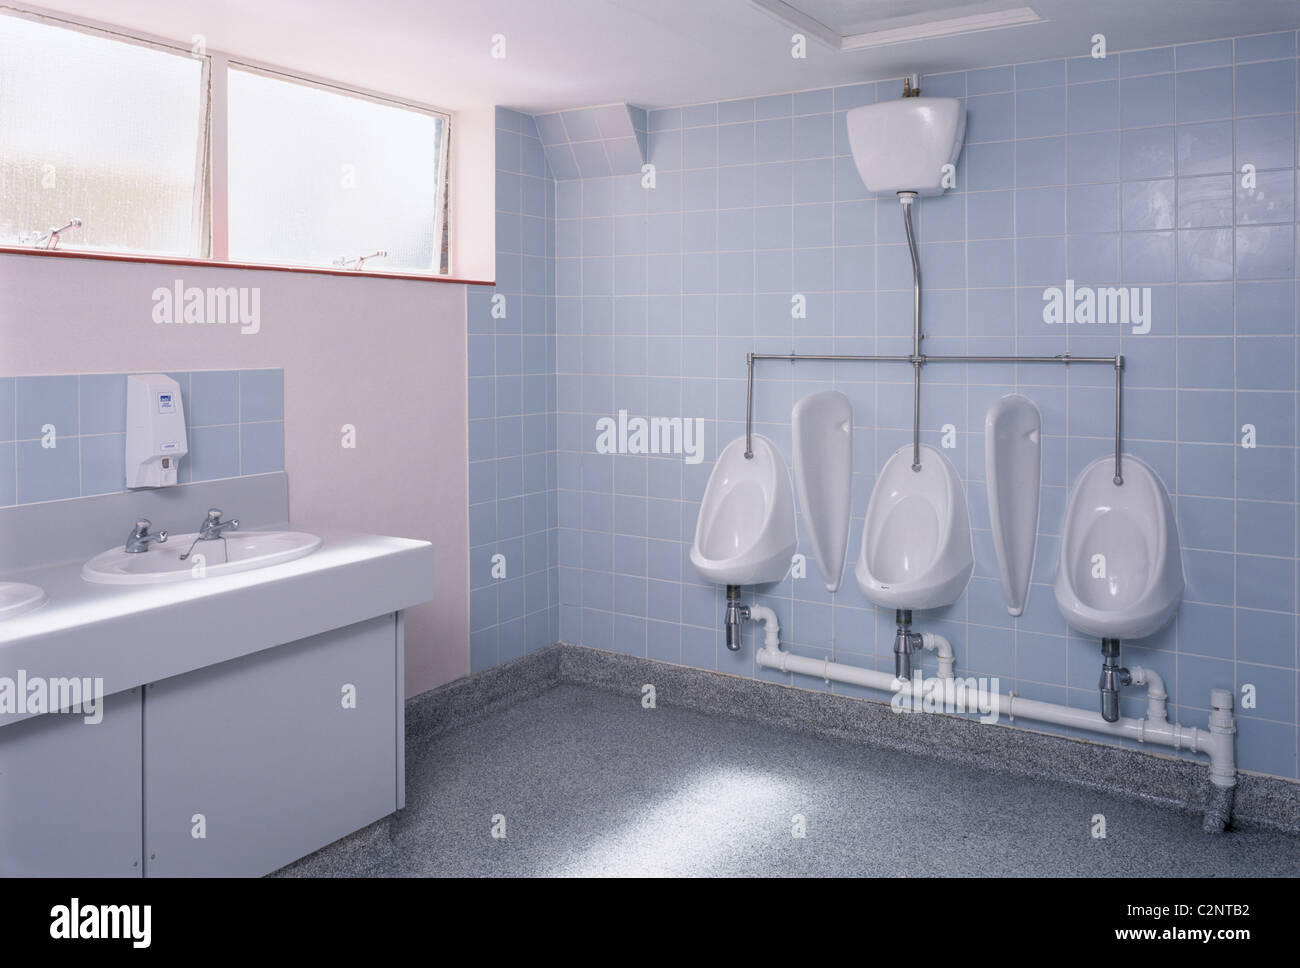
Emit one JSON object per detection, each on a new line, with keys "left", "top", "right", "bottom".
{"left": 142, "top": 613, "right": 400, "bottom": 876}
{"left": 0, "top": 690, "right": 144, "bottom": 877}
{"left": 0, "top": 613, "right": 403, "bottom": 877}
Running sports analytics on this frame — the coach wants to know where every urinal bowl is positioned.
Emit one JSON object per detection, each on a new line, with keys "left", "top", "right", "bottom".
{"left": 690, "top": 434, "right": 797, "bottom": 586}
{"left": 1054, "top": 455, "right": 1184, "bottom": 641}
{"left": 855, "top": 443, "right": 974, "bottom": 611}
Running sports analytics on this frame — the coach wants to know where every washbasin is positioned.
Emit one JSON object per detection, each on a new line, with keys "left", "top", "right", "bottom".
{"left": 0, "top": 582, "right": 47, "bottom": 619}
{"left": 82, "top": 531, "right": 322, "bottom": 585}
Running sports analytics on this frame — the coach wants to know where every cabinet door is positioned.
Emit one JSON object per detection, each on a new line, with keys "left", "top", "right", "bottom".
{"left": 0, "top": 690, "right": 143, "bottom": 877}
{"left": 143, "top": 615, "right": 398, "bottom": 876}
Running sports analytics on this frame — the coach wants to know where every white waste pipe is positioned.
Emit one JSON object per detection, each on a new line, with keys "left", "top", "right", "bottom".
{"left": 920, "top": 632, "right": 954, "bottom": 678}
{"left": 1130, "top": 665, "right": 1168, "bottom": 723}
{"left": 755, "top": 644, "right": 1235, "bottom": 787}
{"left": 747, "top": 605, "right": 780, "bottom": 650}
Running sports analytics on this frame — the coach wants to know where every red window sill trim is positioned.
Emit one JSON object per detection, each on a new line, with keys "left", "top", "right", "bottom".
{"left": 0, "top": 245, "right": 494, "bottom": 286}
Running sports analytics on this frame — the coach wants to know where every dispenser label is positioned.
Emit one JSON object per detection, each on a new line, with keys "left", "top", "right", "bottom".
{"left": 156, "top": 391, "right": 177, "bottom": 414}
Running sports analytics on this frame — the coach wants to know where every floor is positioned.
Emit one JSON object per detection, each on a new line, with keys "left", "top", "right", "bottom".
{"left": 277, "top": 683, "right": 1300, "bottom": 877}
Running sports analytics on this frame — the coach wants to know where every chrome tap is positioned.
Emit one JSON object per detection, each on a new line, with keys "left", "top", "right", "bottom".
{"left": 198, "top": 507, "right": 239, "bottom": 540}
{"left": 179, "top": 508, "right": 239, "bottom": 560}
{"left": 124, "top": 519, "right": 167, "bottom": 553}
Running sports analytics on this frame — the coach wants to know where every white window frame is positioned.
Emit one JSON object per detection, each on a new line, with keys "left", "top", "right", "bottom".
{"left": 0, "top": 4, "right": 212, "bottom": 257}
{"left": 219, "top": 60, "right": 453, "bottom": 273}
{"left": 2, "top": 4, "right": 455, "bottom": 275}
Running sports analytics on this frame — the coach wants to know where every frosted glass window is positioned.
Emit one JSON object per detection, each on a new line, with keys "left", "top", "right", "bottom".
{"left": 227, "top": 67, "right": 447, "bottom": 273}
{"left": 0, "top": 13, "right": 207, "bottom": 255}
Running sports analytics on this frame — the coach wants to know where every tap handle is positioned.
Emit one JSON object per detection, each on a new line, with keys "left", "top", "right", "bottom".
{"left": 207, "top": 508, "right": 224, "bottom": 521}
{"left": 134, "top": 518, "right": 151, "bottom": 535}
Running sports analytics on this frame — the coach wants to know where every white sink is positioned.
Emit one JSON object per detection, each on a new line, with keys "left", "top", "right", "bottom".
{"left": 0, "top": 582, "right": 47, "bottom": 620}
{"left": 82, "top": 531, "right": 322, "bottom": 585}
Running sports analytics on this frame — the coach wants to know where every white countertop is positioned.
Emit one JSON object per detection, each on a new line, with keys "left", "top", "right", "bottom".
{"left": 0, "top": 528, "right": 434, "bottom": 723}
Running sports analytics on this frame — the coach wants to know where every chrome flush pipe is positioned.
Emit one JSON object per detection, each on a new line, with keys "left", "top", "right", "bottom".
{"left": 1113, "top": 355, "right": 1125, "bottom": 485}
{"left": 900, "top": 192, "right": 922, "bottom": 472}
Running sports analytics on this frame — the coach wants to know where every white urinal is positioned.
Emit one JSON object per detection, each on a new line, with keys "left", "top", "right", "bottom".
{"left": 985, "top": 394, "right": 1041, "bottom": 616}
{"left": 1055, "top": 455, "right": 1184, "bottom": 640}
{"left": 691, "top": 434, "right": 797, "bottom": 586}
{"left": 792, "top": 390, "right": 853, "bottom": 591}
{"left": 855, "top": 443, "right": 974, "bottom": 610}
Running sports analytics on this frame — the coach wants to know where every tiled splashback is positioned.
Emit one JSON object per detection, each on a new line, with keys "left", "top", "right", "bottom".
{"left": 478, "top": 30, "right": 1300, "bottom": 781}
{"left": 0, "top": 369, "right": 284, "bottom": 506}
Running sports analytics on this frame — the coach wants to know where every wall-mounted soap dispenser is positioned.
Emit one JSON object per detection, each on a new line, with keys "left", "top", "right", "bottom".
{"left": 125, "top": 374, "right": 188, "bottom": 488}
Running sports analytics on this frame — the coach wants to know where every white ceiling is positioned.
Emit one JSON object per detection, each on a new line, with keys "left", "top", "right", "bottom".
{"left": 21, "top": 0, "right": 1300, "bottom": 113}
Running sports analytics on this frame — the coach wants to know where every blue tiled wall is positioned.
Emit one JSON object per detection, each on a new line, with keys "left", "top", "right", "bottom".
{"left": 465, "top": 108, "right": 558, "bottom": 671}
{"left": 0, "top": 368, "right": 284, "bottom": 506}
{"left": 490, "top": 32, "right": 1300, "bottom": 780}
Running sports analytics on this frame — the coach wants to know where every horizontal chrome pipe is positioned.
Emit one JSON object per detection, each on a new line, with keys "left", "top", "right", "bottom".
{"left": 743, "top": 351, "right": 1126, "bottom": 485}
{"left": 748, "top": 353, "right": 914, "bottom": 363}
{"left": 747, "top": 352, "right": 1121, "bottom": 365}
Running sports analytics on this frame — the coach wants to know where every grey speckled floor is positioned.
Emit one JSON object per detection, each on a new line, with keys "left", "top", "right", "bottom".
{"left": 278, "top": 683, "right": 1300, "bottom": 877}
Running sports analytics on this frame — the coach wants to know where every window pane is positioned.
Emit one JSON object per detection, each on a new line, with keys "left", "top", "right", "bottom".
{"left": 0, "top": 14, "right": 206, "bottom": 256}
{"left": 227, "top": 67, "right": 445, "bottom": 272}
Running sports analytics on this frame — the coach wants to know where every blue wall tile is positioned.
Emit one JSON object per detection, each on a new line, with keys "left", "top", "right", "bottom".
{"left": 79, "top": 433, "right": 125, "bottom": 496}
{"left": 15, "top": 438, "right": 79, "bottom": 503}
{"left": 1121, "top": 73, "right": 1174, "bottom": 128}
{"left": 1121, "top": 126, "right": 1174, "bottom": 179}
{"left": 0, "top": 442, "right": 13, "bottom": 507}
{"left": 0, "top": 378, "right": 12, "bottom": 442}
{"left": 483, "top": 35, "right": 1300, "bottom": 779}
{"left": 16, "top": 375, "right": 77, "bottom": 441}
{"left": 1235, "top": 59, "right": 1295, "bottom": 117}
{"left": 189, "top": 425, "right": 240, "bottom": 482}
{"left": 2, "top": 368, "right": 284, "bottom": 506}
{"left": 189, "top": 370, "right": 239, "bottom": 426}
{"left": 1235, "top": 113, "right": 1295, "bottom": 171}
{"left": 78, "top": 374, "right": 126, "bottom": 436}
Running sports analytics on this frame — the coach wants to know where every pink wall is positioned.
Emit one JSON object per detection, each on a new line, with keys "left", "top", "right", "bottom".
{"left": 0, "top": 252, "right": 470, "bottom": 695}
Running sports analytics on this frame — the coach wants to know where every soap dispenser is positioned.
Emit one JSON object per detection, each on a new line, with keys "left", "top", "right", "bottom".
{"left": 125, "top": 374, "right": 188, "bottom": 488}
